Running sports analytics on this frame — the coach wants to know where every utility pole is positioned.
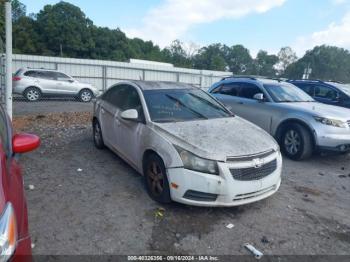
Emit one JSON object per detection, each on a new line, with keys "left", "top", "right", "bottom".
{"left": 5, "top": 1, "right": 12, "bottom": 119}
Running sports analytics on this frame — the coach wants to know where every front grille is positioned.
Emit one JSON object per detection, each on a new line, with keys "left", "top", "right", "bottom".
{"left": 230, "top": 159, "right": 277, "bottom": 181}
{"left": 226, "top": 149, "right": 275, "bottom": 162}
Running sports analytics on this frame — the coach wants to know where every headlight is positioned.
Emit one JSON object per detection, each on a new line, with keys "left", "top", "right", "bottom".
{"left": 314, "top": 116, "right": 347, "bottom": 128}
{"left": 0, "top": 203, "right": 17, "bottom": 262}
{"left": 174, "top": 146, "right": 219, "bottom": 175}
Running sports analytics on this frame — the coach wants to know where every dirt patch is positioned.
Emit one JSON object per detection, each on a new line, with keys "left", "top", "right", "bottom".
{"left": 294, "top": 186, "right": 322, "bottom": 196}
{"left": 13, "top": 112, "right": 92, "bottom": 132}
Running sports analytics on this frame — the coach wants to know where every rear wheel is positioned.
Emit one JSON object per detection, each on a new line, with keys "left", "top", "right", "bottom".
{"left": 79, "top": 89, "right": 93, "bottom": 102}
{"left": 281, "top": 123, "right": 313, "bottom": 160}
{"left": 144, "top": 154, "right": 171, "bottom": 204}
{"left": 93, "top": 120, "right": 105, "bottom": 149}
{"left": 24, "top": 87, "right": 41, "bottom": 102}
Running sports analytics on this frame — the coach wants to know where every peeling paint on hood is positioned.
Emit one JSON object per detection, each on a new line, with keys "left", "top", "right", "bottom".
{"left": 153, "top": 116, "right": 277, "bottom": 161}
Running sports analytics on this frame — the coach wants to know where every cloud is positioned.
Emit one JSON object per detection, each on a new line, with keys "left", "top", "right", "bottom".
{"left": 331, "top": 0, "right": 348, "bottom": 5}
{"left": 293, "top": 11, "right": 350, "bottom": 56}
{"left": 125, "top": 0, "right": 286, "bottom": 47}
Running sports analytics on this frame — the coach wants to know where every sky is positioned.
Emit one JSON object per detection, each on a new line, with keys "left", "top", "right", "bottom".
{"left": 20, "top": 0, "right": 350, "bottom": 57}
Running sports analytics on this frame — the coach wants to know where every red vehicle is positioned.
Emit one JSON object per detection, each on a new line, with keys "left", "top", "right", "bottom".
{"left": 0, "top": 105, "right": 40, "bottom": 261}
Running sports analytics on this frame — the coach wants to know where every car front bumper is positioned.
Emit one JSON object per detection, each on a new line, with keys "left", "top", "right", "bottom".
{"left": 315, "top": 129, "right": 350, "bottom": 153}
{"left": 167, "top": 152, "right": 282, "bottom": 207}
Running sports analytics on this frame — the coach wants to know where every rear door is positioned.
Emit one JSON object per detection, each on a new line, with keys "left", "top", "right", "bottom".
{"left": 211, "top": 82, "right": 242, "bottom": 112}
{"left": 33, "top": 71, "right": 60, "bottom": 94}
{"left": 313, "top": 84, "right": 341, "bottom": 106}
{"left": 99, "top": 86, "right": 124, "bottom": 146}
{"left": 113, "top": 85, "right": 145, "bottom": 167}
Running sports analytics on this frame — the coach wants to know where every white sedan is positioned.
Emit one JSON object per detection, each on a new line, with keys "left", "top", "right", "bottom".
{"left": 92, "top": 81, "right": 282, "bottom": 206}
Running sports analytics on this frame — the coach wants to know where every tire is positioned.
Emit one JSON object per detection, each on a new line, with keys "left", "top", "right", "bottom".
{"left": 79, "top": 89, "right": 93, "bottom": 102}
{"left": 280, "top": 123, "right": 313, "bottom": 160}
{"left": 24, "top": 87, "right": 41, "bottom": 102}
{"left": 93, "top": 119, "right": 105, "bottom": 149}
{"left": 144, "top": 154, "right": 171, "bottom": 204}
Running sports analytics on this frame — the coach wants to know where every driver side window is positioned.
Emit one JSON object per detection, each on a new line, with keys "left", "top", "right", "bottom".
{"left": 238, "top": 83, "right": 263, "bottom": 99}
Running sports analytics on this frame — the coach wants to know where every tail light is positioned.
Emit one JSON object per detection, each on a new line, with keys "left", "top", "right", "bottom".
{"left": 12, "top": 76, "right": 21, "bottom": 81}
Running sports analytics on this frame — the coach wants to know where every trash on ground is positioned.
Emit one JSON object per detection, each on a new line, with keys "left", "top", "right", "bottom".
{"left": 77, "top": 168, "right": 83, "bottom": 172}
{"left": 155, "top": 207, "right": 165, "bottom": 219}
{"left": 31, "top": 243, "right": 35, "bottom": 249}
{"left": 28, "top": 185, "right": 35, "bottom": 190}
{"left": 226, "top": 223, "right": 235, "bottom": 229}
{"left": 244, "top": 243, "right": 263, "bottom": 259}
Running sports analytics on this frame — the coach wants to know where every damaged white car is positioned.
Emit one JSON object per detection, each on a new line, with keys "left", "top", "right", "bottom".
{"left": 92, "top": 81, "right": 282, "bottom": 206}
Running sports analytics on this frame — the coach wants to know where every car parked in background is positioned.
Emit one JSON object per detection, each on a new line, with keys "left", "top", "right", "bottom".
{"left": 209, "top": 77, "right": 350, "bottom": 160}
{"left": 13, "top": 68, "right": 101, "bottom": 102}
{"left": 288, "top": 80, "right": 350, "bottom": 109}
{"left": 0, "top": 105, "right": 40, "bottom": 261}
{"left": 92, "top": 81, "right": 282, "bottom": 207}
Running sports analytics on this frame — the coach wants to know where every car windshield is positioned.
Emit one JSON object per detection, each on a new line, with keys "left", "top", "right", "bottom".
{"left": 264, "top": 82, "right": 315, "bottom": 102}
{"left": 327, "top": 82, "right": 350, "bottom": 96}
{"left": 143, "top": 89, "right": 232, "bottom": 123}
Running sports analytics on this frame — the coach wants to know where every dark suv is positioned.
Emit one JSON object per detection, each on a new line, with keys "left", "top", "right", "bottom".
{"left": 288, "top": 80, "right": 350, "bottom": 109}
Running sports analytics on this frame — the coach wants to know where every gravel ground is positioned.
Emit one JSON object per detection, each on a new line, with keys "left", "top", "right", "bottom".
{"left": 13, "top": 100, "right": 93, "bottom": 116}
{"left": 12, "top": 111, "right": 350, "bottom": 256}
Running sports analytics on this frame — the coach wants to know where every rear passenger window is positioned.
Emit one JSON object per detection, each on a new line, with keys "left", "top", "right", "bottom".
{"left": 314, "top": 85, "right": 338, "bottom": 100}
{"left": 24, "top": 70, "right": 38, "bottom": 77}
{"left": 218, "top": 83, "right": 240, "bottom": 96}
{"left": 239, "top": 83, "right": 262, "bottom": 99}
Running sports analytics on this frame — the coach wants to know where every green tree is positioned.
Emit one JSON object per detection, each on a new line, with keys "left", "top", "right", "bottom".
{"left": 35, "top": 1, "right": 95, "bottom": 57}
{"left": 253, "top": 50, "right": 278, "bottom": 77}
{"left": 285, "top": 45, "right": 350, "bottom": 82}
{"left": 0, "top": 0, "right": 26, "bottom": 51}
{"left": 193, "top": 44, "right": 227, "bottom": 71}
{"left": 163, "top": 40, "right": 192, "bottom": 68}
{"left": 226, "top": 45, "right": 254, "bottom": 74}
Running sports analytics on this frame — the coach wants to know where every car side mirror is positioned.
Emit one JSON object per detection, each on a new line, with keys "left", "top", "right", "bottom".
{"left": 120, "top": 109, "right": 139, "bottom": 121}
{"left": 253, "top": 93, "right": 264, "bottom": 102}
{"left": 68, "top": 79, "right": 74, "bottom": 83}
{"left": 13, "top": 133, "right": 40, "bottom": 154}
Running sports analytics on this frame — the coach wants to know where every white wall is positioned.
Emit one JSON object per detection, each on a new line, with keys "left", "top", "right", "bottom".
{"left": 11, "top": 54, "right": 229, "bottom": 91}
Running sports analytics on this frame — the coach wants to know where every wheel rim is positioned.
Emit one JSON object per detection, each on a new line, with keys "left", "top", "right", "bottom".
{"left": 94, "top": 123, "right": 102, "bottom": 144}
{"left": 147, "top": 161, "right": 164, "bottom": 197}
{"left": 27, "top": 89, "right": 39, "bottom": 101}
{"left": 81, "top": 91, "right": 92, "bottom": 102}
{"left": 284, "top": 129, "right": 301, "bottom": 155}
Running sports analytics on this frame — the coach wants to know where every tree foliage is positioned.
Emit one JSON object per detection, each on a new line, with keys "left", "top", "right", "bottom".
{"left": 0, "top": 1, "right": 349, "bottom": 82}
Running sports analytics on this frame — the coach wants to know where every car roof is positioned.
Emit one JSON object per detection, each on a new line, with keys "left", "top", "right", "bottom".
{"left": 220, "top": 77, "right": 284, "bottom": 85}
{"left": 21, "top": 68, "right": 59, "bottom": 72}
{"left": 129, "top": 80, "right": 197, "bottom": 91}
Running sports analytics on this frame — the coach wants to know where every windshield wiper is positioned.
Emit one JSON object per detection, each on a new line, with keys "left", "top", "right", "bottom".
{"left": 165, "top": 94, "right": 208, "bottom": 120}
{"left": 188, "top": 93, "right": 233, "bottom": 116}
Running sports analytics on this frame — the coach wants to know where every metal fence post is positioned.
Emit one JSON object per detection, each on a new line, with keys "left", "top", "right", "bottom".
{"left": 5, "top": 1, "right": 12, "bottom": 119}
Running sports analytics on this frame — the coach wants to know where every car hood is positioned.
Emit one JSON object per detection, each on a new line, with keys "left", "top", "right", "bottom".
{"left": 152, "top": 117, "right": 278, "bottom": 161}
{"left": 278, "top": 102, "right": 350, "bottom": 120}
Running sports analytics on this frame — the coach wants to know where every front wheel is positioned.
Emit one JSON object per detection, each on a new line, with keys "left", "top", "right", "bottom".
{"left": 79, "top": 89, "right": 93, "bottom": 102}
{"left": 93, "top": 120, "right": 105, "bottom": 149}
{"left": 144, "top": 154, "right": 171, "bottom": 204}
{"left": 281, "top": 123, "right": 313, "bottom": 160}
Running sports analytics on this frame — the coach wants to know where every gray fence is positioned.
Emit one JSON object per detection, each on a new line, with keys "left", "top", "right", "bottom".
{"left": 6, "top": 54, "right": 228, "bottom": 92}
